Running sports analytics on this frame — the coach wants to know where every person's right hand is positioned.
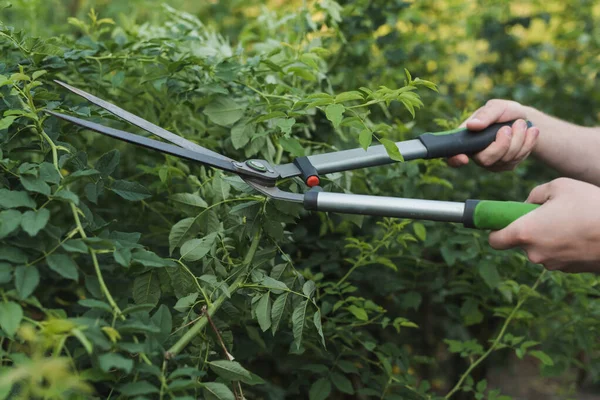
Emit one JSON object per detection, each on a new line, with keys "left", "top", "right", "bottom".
{"left": 447, "top": 99, "right": 540, "bottom": 171}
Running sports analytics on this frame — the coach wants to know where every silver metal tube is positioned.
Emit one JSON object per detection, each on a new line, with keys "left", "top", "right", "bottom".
{"left": 315, "top": 192, "right": 465, "bottom": 222}
{"left": 306, "top": 139, "right": 428, "bottom": 174}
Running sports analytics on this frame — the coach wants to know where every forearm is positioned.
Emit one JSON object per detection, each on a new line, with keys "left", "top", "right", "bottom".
{"left": 525, "top": 106, "right": 600, "bottom": 185}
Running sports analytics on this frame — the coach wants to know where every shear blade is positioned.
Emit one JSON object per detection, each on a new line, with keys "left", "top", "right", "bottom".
{"left": 54, "top": 80, "right": 232, "bottom": 161}
{"left": 47, "top": 110, "right": 239, "bottom": 174}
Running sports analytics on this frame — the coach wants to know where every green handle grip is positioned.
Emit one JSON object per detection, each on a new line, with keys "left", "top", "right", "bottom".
{"left": 418, "top": 120, "right": 533, "bottom": 159}
{"left": 463, "top": 200, "right": 539, "bottom": 230}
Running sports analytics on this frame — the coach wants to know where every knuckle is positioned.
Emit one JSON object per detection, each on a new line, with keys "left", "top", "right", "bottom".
{"left": 550, "top": 177, "right": 571, "bottom": 189}
{"left": 526, "top": 250, "right": 545, "bottom": 264}
{"left": 486, "top": 99, "right": 502, "bottom": 107}
{"left": 476, "top": 154, "right": 494, "bottom": 167}
{"left": 513, "top": 225, "right": 531, "bottom": 245}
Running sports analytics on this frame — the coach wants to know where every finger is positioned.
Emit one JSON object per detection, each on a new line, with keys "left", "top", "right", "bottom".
{"left": 466, "top": 102, "right": 509, "bottom": 130}
{"left": 526, "top": 181, "right": 553, "bottom": 204}
{"left": 501, "top": 119, "right": 528, "bottom": 161}
{"left": 472, "top": 126, "right": 512, "bottom": 167}
{"left": 514, "top": 127, "right": 539, "bottom": 161}
{"left": 460, "top": 106, "right": 484, "bottom": 129}
{"left": 488, "top": 222, "right": 523, "bottom": 250}
{"left": 447, "top": 154, "right": 469, "bottom": 167}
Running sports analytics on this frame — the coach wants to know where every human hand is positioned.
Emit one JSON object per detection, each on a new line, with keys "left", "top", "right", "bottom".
{"left": 489, "top": 178, "right": 600, "bottom": 273}
{"left": 448, "top": 100, "right": 540, "bottom": 171}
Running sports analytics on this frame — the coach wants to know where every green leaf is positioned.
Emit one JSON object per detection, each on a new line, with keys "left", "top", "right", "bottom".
{"left": 132, "top": 271, "right": 161, "bottom": 307}
{"left": 39, "top": 162, "right": 61, "bottom": 184}
{"left": 111, "top": 180, "right": 151, "bottom": 201}
{"left": 180, "top": 232, "right": 218, "bottom": 262}
{"left": 0, "top": 189, "right": 35, "bottom": 209}
{"left": 292, "top": 300, "right": 308, "bottom": 350}
{"left": 309, "top": 378, "right": 331, "bottom": 400}
{"left": 231, "top": 120, "right": 253, "bottom": 149}
{"left": 330, "top": 372, "right": 354, "bottom": 394}
{"left": 173, "top": 292, "right": 198, "bottom": 312}
{"left": 358, "top": 129, "right": 372, "bottom": 150}
{"left": 14, "top": 266, "right": 39, "bottom": 299}
{"left": 62, "top": 239, "right": 88, "bottom": 253}
{"left": 98, "top": 353, "right": 133, "bottom": 373}
{"left": 0, "top": 302, "right": 23, "bottom": 337}
{"left": 288, "top": 66, "right": 316, "bottom": 81}
{"left": 260, "top": 276, "right": 287, "bottom": 294}
{"left": 256, "top": 292, "right": 272, "bottom": 332}
{"left": 46, "top": 254, "right": 79, "bottom": 281}
{"left": 479, "top": 262, "right": 501, "bottom": 289}
{"left": 119, "top": 381, "right": 159, "bottom": 396}
{"left": 275, "top": 117, "right": 295, "bottom": 135}
{"left": 0, "top": 116, "right": 17, "bottom": 130}
{"left": 209, "top": 360, "right": 252, "bottom": 381}
{"left": 0, "top": 263, "right": 13, "bottom": 284}
{"left": 32, "top": 70, "right": 47, "bottom": 80}
{"left": 325, "top": 104, "right": 345, "bottom": 128}
{"left": 203, "top": 96, "right": 246, "bottom": 126}
{"left": 20, "top": 208, "right": 50, "bottom": 236}
{"left": 0, "top": 210, "right": 22, "bottom": 239}
{"left": 202, "top": 382, "right": 235, "bottom": 400}
{"left": 335, "top": 91, "right": 364, "bottom": 103}
{"left": 380, "top": 138, "right": 404, "bottom": 162}
{"left": 302, "top": 280, "right": 316, "bottom": 298}
{"left": 151, "top": 304, "right": 172, "bottom": 341}
{"left": 0, "top": 246, "right": 27, "bottom": 263}
{"left": 20, "top": 175, "right": 51, "bottom": 196}
{"left": 132, "top": 249, "right": 174, "bottom": 267}
{"left": 347, "top": 305, "right": 368, "bottom": 321}
{"left": 530, "top": 350, "right": 554, "bottom": 366}
{"left": 413, "top": 222, "right": 426, "bottom": 241}
{"left": 53, "top": 189, "right": 79, "bottom": 204}
{"left": 279, "top": 136, "right": 305, "bottom": 157}
{"left": 170, "top": 193, "right": 208, "bottom": 208}
{"left": 271, "top": 293, "right": 288, "bottom": 335}
{"left": 78, "top": 299, "right": 112, "bottom": 313}
{"left": 313, "top": 311, "right": 326, "bottom": 348}
{"left": 169, "top": 217, "right": 197, "bottom": 255}
{"left": 114, "top": 247, "right": 132, "bottom": 267}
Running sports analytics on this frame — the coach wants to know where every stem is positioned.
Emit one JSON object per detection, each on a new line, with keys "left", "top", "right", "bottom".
{"left": 70, "top": 203, "right": 122, "bottom": 318}
{"left": 204, "top": 305, "right": 234, "bottom": 361}
{"left": 444, "top": 270, "right": 547, "bottom": 399}
{"left": 166, "top": 230, "right": 262, "bottom": 358}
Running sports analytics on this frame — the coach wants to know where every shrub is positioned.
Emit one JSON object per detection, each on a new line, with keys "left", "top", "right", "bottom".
{"left": 0, "top": 1, "right": 599, "bottom": 399}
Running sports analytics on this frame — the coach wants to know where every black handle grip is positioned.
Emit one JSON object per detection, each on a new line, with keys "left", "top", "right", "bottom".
{"left": 417, "top": 120, "right": 533, "bottom": 159}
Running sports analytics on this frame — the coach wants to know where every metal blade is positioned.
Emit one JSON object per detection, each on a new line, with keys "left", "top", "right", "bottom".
{"left": 244, "top": 180, "right": 304, "bottom": 203}
{"left": 47, "top": 111, "right": 239, "bottom": 174}
{"left": 273, "top": 163, "right": 302, "bottom": 179}
{"left": 54, "top": 80, "right": 232, "bottom": 161}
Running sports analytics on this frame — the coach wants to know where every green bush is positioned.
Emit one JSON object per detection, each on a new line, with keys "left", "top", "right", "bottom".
{"left": 0, "top": 1, "right": 599, "bottom": 399}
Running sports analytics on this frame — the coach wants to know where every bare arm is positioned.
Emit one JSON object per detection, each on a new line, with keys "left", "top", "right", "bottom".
{"left": 525, "top": 106, "right": 600, "bottom": 185}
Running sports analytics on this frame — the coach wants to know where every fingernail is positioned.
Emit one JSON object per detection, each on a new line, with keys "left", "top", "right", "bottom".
{"left": 532, "top": 127, "right": 540, "bottom": 137}
{"left": 470, "top": 118, "right": 481, "bottom": 124}
{"left": 503, "top": 127, "right": 512, "bottom": 138}
{"left": 516, "top": 119, "right": 527, "bottom": 129}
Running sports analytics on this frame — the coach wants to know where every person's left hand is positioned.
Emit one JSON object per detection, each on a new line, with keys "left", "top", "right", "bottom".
{"left": 489, "top": 178, "right": 600, "bottom": 273}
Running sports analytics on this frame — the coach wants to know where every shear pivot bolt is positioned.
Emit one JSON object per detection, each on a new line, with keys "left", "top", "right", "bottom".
{"left": 246, "top": 160, "right": 267, "bottom": 172}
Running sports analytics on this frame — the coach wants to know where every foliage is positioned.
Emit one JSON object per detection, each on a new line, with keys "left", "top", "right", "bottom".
{"left": 0, "top": 0, "right": 599, "bottom": 399}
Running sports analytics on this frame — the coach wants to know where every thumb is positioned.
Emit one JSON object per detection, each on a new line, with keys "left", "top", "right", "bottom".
{"left": 488, "top": 221, "right": 523, "bottom": 250}
{"left": 466, "top": 103, "right": 506, "bottom": 131}
{"left": 526, "top": 181, "right": 553, "bottom": 204}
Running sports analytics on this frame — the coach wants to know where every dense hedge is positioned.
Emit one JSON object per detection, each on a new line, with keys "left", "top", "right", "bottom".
{"left": 0, "top": 1, "right": 599, "bottom": 399}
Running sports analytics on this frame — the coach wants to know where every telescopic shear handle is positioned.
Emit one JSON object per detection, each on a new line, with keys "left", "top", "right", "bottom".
{"left": 304, "top": 191, "right": 539, "bottom": 230}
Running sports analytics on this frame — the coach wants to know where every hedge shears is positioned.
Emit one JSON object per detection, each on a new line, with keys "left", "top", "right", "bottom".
{"left": 48, "top": 81, "right": 538, "bottom": 230}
